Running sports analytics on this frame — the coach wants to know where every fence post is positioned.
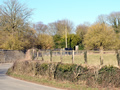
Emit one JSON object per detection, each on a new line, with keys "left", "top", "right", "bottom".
{"left": 84, "top": 50, "right": 87, "bottom": 64}
{"left": 32, "top": 48, "right": 35, "bottom": 60}
{"left": 4, "top": 51, "right": 6, "bottom": 63}
{"left": 116, "top": 50, "right": 120, "bottom": 66}
{"left": 60, "top": 50, "right": 63, "bottom": 63}
{"left": 37, "top": 50, "right": 39, "bottom": 60}
{"left": 100, "top": 47, "right": 103, "bottom": 65}
{"left": 72, "top": 50, "right": 74, "bottom": 64}
{"left": 50, "top": 50, "right": 52, "bottom": 62}
{"left": 41, "top": 51, "right": 44, "bottom": 61}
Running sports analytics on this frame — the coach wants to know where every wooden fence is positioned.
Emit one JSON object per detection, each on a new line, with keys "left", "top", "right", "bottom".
{"left": 31, "top": 49, "right": 117, "bottom": 66}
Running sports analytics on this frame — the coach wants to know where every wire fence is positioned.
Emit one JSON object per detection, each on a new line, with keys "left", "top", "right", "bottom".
{"left": 31, "top": 49, "right": 117, "bottom": 66}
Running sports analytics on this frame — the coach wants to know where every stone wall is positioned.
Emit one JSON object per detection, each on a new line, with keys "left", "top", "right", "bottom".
{"left": 0, "top": 50, "right": 25, "bottom": 63}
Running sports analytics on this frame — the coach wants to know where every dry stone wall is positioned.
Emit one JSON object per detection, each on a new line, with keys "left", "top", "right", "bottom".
{"left": 0, "top": 50, "right": 25, "bottom": 63}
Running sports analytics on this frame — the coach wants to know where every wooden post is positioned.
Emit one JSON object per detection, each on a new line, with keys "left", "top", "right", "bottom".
{"left": 116, "top": 50, "right": 120, "bottom": 66}
{"left": 4, "top": 51, "right": 6, "bottom": 63}
{"left": 32, "top": 48, "right": 35, "bottom": 60}
{"left": 72, "top": 50, "right": 74, "bottom": 64}
{"left": 100, "top": 46, "right": 103, "bottom": 65}
{"left": 60, "top": 50, "right": 63, "bottom": 63}
{"left": 50, "top": 50, "right": 52, "bottom": 62}
{"left": 84, "top": 50, "right": 87, "bottom": 64}
{"left": 41, "top": 51, "right": 44, "bottom": 61}
{"left": 37, "top": 50, "right": 39, "bottom": 60}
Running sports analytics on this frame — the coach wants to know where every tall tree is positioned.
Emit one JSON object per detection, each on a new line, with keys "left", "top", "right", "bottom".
{"left": 76, "top": 24, "right": 88, "bottom": 41}
{"left": 96, "top": 14, "right": 107, "bottom": 24}
{"left": 33, "top": 22, "right": 55, "bottom": 49}
{"left": 36, "top": 34, "right": 54, "bottom": 49}
{"left": 47, "top": 22, "right": 57, "bottom": 35}
{"left": 107, "top": 12, "right": 120, "bottom": 33}
{"left": 48, "top": 19, "right": 74, "bottom": 48}
{"left": 84, "top": 23, "right": 119, "bottom": 50}
{"left": 48, "top": 19, "right": 74, "bottom": 36}
{"left": 55, "top": 19, "right": 74, "bottom": 36}
{"left": 76, "top": 23, "right": 89, "bottom": 49}
{"left": 34, "top": 22, "right": 48, "bottom": 35}
{"left": 67, "top": 34, "right": 81, "bottom": 49}
{"left": 0, "top": 0, "right": 33, "bottom": 50}
{"left": 0, "top": 0, "right": 32, "bottom": 35}
{"left": 53, "top": 35, "right": 63, "bottom": 49}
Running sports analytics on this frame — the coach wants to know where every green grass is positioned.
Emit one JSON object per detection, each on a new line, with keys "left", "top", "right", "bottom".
{"left": 37, "top": 53, "right": 118, "bottom": 66}
{"left": 8, "top": 72, "right": 100, "bottom": 90}
{"left": 86, "top": 54, "right": 117, "bottom": 66}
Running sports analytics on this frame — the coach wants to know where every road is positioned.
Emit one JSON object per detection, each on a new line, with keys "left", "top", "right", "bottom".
{"left": 0, "top": 63, "right": 62, "bottom": 90}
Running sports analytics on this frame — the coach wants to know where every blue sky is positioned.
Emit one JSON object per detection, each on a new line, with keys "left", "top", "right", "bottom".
{"left": 0, "top": 0, "right": 120, "bottom": 26}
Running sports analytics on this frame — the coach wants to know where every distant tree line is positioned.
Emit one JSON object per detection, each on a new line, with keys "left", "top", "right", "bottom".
{"left": 0, "top": 0, "right": 120, "bottom": 51}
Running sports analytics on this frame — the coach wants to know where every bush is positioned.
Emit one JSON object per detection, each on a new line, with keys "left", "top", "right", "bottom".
{"left": 54, "top": 63, "right": 76, "bottom": 81}
{"left": 54, "top": 63, "right": 89, "bottom": 82}
{"left": 35, "top": 63, "right": 49, "bottom": 76}
{"left": 97, "top": 65, "right": 120, "bottom": 87}
{"left": 8, "top": 61, "right": 120, "bottom": 88}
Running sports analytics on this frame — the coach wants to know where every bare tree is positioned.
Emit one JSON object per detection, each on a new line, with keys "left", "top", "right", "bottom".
{"left": 55, "top": 19, "right": 74, "bottom": 36}
{"left": 76, "top": 24, "right": 88, "bottom": 40}
{"left": 48, "top": 19, "right": 74, "bottom": 36}
{"left": 0, "top": 0, "right": 32, "bottom": 35}
{"left": 47, "top": 22, "right": 57, "bottom": 35}
{"left": 107, "top": 12, "right": 120, "bottom": 33}
{"left": 96, "top": 14, "right": 107, "bottom": 24}
{"left": 34, "top": 22, "right": 48, "bottom": 35}
{"left": 55, "top": 19, "right": 74, "bottom": 48}
{"left": 0, "top": 0, "right": 33, "bottom": 50}
{"left": 48, "top": 19, "right": 74, "bottom": 48}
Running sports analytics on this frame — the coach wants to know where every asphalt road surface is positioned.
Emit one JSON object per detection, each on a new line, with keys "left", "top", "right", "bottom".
{"left": 0, "top": 63, "right": 62, "bottom": 90}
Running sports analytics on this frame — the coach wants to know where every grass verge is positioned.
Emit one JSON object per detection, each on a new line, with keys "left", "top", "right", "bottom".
{"left": 7, "top": 72, "right": 100, "bottom": 90}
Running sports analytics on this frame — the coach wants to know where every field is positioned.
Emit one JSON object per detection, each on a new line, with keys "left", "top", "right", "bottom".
{"left": 37, "top": 51, "right": 118, "bottom": 67}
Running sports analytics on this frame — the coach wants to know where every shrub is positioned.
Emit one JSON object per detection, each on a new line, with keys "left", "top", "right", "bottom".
{"left": 35, "top": 63, "right": 49, "bottom": 76}
{"left": 54, "top": 63, "right": 89, "bottom": 82}
{"left": 97, "top": 65, "right": 120, "bottom": 87}
{"left": 8, "top": 61, "right": 120, "bottom": 88}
